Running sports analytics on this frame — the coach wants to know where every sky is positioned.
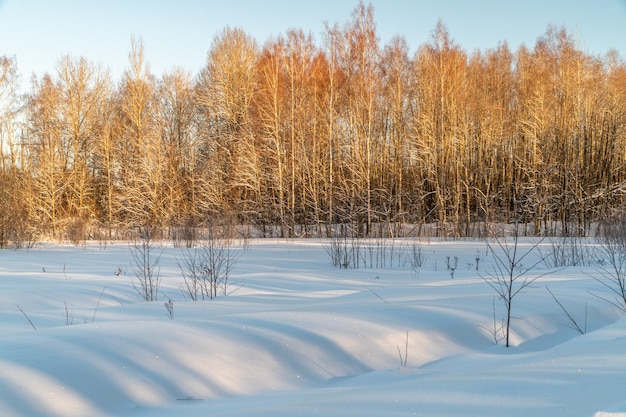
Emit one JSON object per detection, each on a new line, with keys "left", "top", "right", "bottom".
{"left": 0, "top": 0, "right": 625, "bottom": 85}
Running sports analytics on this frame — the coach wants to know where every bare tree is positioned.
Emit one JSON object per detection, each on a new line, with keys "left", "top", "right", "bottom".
{"left": 155, "top": 67, "right": 197, "bottom": 235}
{"left": 55, "top": 56, "right": 111, "bottom": 241}
{"left": 196, "top": 27, "right": 261, "bottom": 225}
{"left": 116, "top": 37, "right": 162, "bottom": 229}
{"left": 256, "top": 36, "right": 289, "bottom": 236}
{"left": 92, "top": 91, "right": 118, "bottom": 240}
{"left": 412, "top": 21, "right": 470, "bottom": 236}
{"left": 25, "top": 74, "right": 69, "bottom": 239}
{"left": 380, "top": 35, "right": 412, "bottom": 236}
{"left": 0, "top": 56, "right": 30, "bottom": 248}
{"left": 335, "top": 1, "right": 380, "bottom": 237}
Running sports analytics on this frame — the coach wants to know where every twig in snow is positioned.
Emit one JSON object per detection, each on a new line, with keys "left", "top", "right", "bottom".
{"left": 64, "top": 301, "right": 74, "bottom": 325}
{"left": 91, "top": 286, "right": 106, "bottom": 323}
{"left": 546, "top": 286, "right": 586, "bottom": 334}
{"left": 16, "top": 305, "right": 36, "bottom": 330}
{"left": 397, "top": 330, "right": 409, "bottom": 367}
{"left": 364, "top": 286, "right": 388, "bottom": 304}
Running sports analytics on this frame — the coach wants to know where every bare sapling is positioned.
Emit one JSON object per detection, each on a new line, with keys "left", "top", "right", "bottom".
{"left": 481, "top": 229, "right": 554, "bottom": 347}
{"left": 546, "top": 235, "right": 596, "bottom": 268}
{"left": 593, "top": 216, "right": 626, "bottom": 311}
{"left": 407, "top": 241, "right": 426, "bottom": 268}
{"left": 324, "top": 226, "right": 361, "bottom": 269}
{"left": 178, "top": 220, "right": 240, "bottom": 300}
{"left": 406, "top": 241, "right": 427, "bottom": 279}
{"left": 178, "top": 248, "right": 204, "bottom": 301}
{"left": 129, "top": 224, "right": 163, "bottom": 301}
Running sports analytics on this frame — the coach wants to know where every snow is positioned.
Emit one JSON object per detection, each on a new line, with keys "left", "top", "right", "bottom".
{"left": 1, "top": 238, "right": 625, "bottom": 417}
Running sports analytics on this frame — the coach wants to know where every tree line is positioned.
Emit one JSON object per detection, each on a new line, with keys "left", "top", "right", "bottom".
{"left": 1, "top": 2, "right": 625, "bottom": 246}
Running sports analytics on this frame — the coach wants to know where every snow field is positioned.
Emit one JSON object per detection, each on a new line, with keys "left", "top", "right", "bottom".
{"left": 0, "top": 239, "right": 625, "bottom": 416}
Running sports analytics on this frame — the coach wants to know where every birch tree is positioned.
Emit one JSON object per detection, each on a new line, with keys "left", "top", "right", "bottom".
{"left": 25, "top": 74, "right": 67, "bottom": 238}
{"left": 156, "top": 67, "right": 197, "bottom": 233}
{"left": 196, "top": 27, "right": 260, "bottom": 225}
{"left": 116, "top": 38, "right": 162, "bottom": 230}
{"left": 55, "top": 56, "right": 111, "bottom": 239}
{"left": 335, "top": 1, "right": 380, "bottom": 236}
{"left": 0, "top": 56, "right": 28, "bottom": 247}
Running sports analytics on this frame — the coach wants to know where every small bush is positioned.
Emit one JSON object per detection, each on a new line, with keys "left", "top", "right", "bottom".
{"left": 129, "top": 225, "right": 163, "bottom": 301}
{"left": 178, "top": 221, "right": 240, "bottom": 300}
{"left": 593, "top": 216, "right": 626, "bottom": 311}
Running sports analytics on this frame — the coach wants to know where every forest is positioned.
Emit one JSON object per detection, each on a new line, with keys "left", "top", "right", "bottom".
{"left": 0, "top": 2, "right": 625, "bottom": 246}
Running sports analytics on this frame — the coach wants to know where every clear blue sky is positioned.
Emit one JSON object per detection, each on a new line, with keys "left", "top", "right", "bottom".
{"left": 1, "top": 0, "right": 625, "bottom": 84}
